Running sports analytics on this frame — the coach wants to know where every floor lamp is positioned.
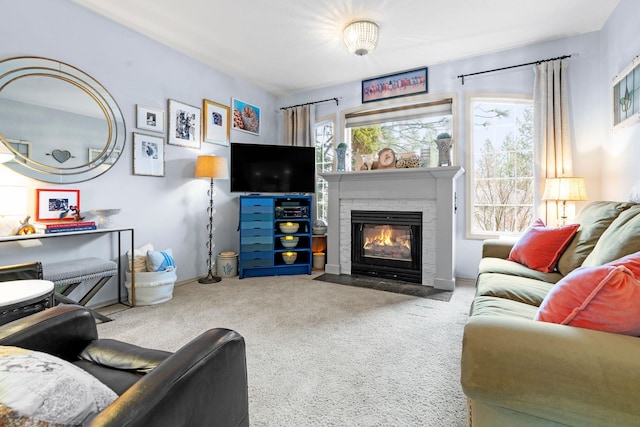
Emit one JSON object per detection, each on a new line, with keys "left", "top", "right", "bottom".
{"left": 542, "top": 177, "right": 588, "bottom": 225}
{"left": 195, "top": 155, "right": 229, "bottom": 284}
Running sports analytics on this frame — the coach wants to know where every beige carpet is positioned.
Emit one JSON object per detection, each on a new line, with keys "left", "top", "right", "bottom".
{"left": 97, "top": 273, "right": 475, "bottom": 426}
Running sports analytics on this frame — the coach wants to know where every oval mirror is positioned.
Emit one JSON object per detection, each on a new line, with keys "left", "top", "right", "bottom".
{"left": 0, "top": 56, "right": 126, "bottom": 183}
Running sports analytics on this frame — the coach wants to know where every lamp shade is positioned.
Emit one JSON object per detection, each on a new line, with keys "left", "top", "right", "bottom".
{"left": 343, "top": 20, "right": 379, "bottom": 56}
{"left": 542, "top": 177, "right": 588, "bottom": 201}
{"left": 195, "top": 155, "right": 228, "bottom": 179}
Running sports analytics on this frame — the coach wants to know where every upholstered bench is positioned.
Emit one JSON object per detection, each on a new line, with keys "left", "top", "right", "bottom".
{"left": 43, "top": 257, "right": 118, "bottom": 322}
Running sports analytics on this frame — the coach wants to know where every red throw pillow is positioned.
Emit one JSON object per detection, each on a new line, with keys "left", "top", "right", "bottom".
{"left": 535, "top": 265, "right": 640, "bottom": 336}
{"left": 507, "top": 219, "right": 579, "bottom": 272}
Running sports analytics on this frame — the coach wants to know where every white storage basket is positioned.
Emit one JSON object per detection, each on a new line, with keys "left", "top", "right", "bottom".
{"left": 125, "top": 268, "right": 177, "bottom": 306}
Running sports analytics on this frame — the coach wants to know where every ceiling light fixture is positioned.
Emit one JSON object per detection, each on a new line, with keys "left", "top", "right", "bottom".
{"left": 343, "top": 20, "right": 379, "bottom": 56}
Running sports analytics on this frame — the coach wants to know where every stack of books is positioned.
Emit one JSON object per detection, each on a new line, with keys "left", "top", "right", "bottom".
{"left": 35, "top": 221, "right": 97, "bottom": 234}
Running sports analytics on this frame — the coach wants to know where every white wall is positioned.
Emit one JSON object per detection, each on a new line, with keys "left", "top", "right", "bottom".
{"left": 0, "top": 0, "right": 278, "bottom": 305}
{"left": 600, "top": 0, "right": 640, "bottom": 200}
{"left": 278, "top": 26, "right": 615, "bottom": 280}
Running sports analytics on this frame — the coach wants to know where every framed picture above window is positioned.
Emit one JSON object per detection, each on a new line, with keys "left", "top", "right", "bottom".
{"left": 168, "top": 99, "right": 201, "bottom": 148}
{"left": 136, "top": 105, "right": 165, "bottom": 133}
{"left": 613, "top": 55, "right": 640, "bottom": 130}
{"left": 36, "top": 189, "right": 80, "bottom": 221}
{"left": 362, "top": 67, "right": 428, "bottom": 103}
{"left": 133, "top": 132, "right": 165, "bottom": 177}
{"left": 203, "top": 99, "right": 230, "bottom": 145}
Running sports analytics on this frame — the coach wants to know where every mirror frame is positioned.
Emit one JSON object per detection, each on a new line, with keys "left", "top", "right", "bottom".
{"left": 0, "top": 56, "right": 126, "bottom": 183}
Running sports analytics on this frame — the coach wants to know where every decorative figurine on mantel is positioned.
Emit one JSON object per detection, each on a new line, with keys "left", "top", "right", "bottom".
{"left": 435, "top": 133, "right": 453, "bottom": 167}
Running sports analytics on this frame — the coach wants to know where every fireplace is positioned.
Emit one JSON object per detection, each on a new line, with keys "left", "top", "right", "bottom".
{"left": 351, "top": 210, "right": 422, "bottom": 283}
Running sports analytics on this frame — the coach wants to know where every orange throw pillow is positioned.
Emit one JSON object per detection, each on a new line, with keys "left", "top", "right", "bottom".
{"left": 535, "top": 265, "right": 640, "bottom": 336}
{"left": 508, "top": 219, "right": 579, "bottom": 272}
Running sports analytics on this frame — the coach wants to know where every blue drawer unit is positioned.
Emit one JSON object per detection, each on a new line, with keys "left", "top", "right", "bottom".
{"left": 238, "top": 195, "right": 312, "bottom": 278}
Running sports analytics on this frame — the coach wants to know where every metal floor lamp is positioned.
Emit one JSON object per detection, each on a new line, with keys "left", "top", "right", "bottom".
{"left": 195, "top": 155, "right": 229, "bottom": 284}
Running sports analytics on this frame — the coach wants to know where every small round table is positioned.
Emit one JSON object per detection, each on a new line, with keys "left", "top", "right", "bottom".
{"left": 0, "top": 279, "right": 55, "bottom": 326}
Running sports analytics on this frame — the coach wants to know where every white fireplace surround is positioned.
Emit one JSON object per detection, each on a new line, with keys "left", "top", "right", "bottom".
{"left": 320, "top": 167, "right": 464, "bottom": 290}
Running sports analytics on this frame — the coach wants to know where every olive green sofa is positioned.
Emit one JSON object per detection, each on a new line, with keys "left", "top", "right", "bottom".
{"left": 461, "top": 201, "right": 640, "bottom": 427}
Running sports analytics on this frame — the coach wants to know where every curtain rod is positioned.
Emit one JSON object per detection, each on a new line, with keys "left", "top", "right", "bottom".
{"left": 457, "top": 54, "right": 572, "bottom": 85}
{"left": 280, "top": 97, "right": 339, "bottom": 110}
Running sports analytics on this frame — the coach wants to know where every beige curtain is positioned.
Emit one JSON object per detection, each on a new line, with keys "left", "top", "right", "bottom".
{"left": 284, "top": 105, "right": 315, "bottom": 147}
{"left": 534, "top": 59, "right": 572, "bottom": 224}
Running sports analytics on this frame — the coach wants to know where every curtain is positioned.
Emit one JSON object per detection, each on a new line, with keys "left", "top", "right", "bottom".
{"left": 534, "top": 59, "right": 572, "bottom": 224}
{"left": 284, "top": 105, "right": 315, "bottom": 147}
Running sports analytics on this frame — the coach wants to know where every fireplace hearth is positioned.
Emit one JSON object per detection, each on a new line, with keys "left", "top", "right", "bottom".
{"left": 351, "top": 210, "right": 422, "bottom": 283}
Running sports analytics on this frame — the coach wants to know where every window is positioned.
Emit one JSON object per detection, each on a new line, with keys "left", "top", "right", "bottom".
{"left": 344, "top": 98, "right": 453, "bottom": 170}
{"left": 468, "top": 96, "right": 534, "bottom": 237}
{"left": 315, "top": 118, "right": 334, "bottom": 224}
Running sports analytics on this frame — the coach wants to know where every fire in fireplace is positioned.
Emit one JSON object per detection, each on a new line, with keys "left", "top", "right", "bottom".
{"left": 351, "top": 210, "right": 422, "bottom": 283}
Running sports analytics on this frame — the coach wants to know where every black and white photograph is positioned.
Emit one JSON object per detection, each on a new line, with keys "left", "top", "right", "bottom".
{"left": 136, "top": 105, "right": 165, "bottom": 133}
{"left": 168, "top": 99, "right": 201, "bottom": 148}
{"left": 133, "top": 132, "right": 165, "bottom": 177}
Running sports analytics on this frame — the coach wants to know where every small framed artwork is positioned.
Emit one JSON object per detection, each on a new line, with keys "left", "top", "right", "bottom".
{"left": 613, "top": 55, "right": 640, "bottom": 130}
{"left": 36, "top": 188, "right": 80, "bottom": 221}
{"left": 362, "top": 67, "right": 428, "bottom": 103}
{"left": 88, "top": 148, "right": 121, "bottom": 165}
{"left": 168, "top": 99, "right": 201, "bottom": 148}
{"left": 203, "top": 99, "right": 231, "bottom": 145}
{"left": 136, "top": 105, "right": 165, "bottom": 133}
{"left": 133, "top": 132, "right": 165, "bottom": 177}
{"left": 232, "top": 98, "right": 261, "bottom": 135}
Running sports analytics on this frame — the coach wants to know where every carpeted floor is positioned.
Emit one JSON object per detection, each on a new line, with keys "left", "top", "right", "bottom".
{"left": 97, "top": 273, "right": 475, "bottom": 427}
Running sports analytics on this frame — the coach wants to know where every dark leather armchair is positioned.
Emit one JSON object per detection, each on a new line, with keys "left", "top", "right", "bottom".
{"left": 0, "top": 304, "right": 250, "bottom": 426}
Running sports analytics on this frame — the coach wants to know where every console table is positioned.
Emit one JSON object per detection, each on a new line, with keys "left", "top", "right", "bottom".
{"left": 0, "top": 227, "right": 136, "bottom": 306}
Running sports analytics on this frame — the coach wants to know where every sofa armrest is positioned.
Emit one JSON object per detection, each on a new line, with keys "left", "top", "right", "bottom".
{"left": 0, "top": 304, "right": 97, "bottom": 360}
{"left": 481, "top": 238, "right": 516, "bottom": 259}
{"left": 90, "top": 328, "right": 249, "bottom": 427}
{"left": 461, "top": 315, "right": 640, "bottom": 426}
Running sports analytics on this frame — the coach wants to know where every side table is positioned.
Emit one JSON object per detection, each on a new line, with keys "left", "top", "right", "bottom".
{"left": 0, "top": 279, "right": 55, "bottom": 325}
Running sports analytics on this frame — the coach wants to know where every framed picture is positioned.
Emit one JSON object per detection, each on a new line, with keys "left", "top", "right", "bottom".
{"left": 168, "top": 99, "right": 201, "bottom": 148}
{"left": 133, "top": 132, "right": 165, "bottom": 177}
{"left": 232, "top": 98, "right": 261, "bottom": 135}
{"left": 136, "top": 105, "right": 165, "bottom": 133}
{"left": 362, "top": 67, "right": 428, "bottom": 103}
{"left": 36, "top": 189, "right": 80, "bottom": 221}
{"left": 613, "top": 55, "right": 640, "bottom": 130}
{"left": 88, "top": 148, "right": 121, "bottom": 165}
{"left": 203, "top": 99, "right": 231, "bottom": 145}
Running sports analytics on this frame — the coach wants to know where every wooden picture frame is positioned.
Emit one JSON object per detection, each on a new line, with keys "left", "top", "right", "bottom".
{"left": 133, "top": 132, "right": 165, "bottom": 177}
{"left": 362, "top": 67, "right": 428, "bottom": 103}
{"left": 203, "top": 99, "right": 230, "bottom": 145}
{"left": 36, "top": 188, "right": 80, "bottom": 221}
{"left": 168, "top": 99, "right": 201, "bottom": 148}
{"left": 232, "top": 98, "right": 261, "bottom": 135}
{"left": 136, "top": 105, "right": 165, "bottom": 133}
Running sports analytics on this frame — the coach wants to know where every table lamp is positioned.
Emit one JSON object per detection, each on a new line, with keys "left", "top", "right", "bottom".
{"left": 542, "top": 177, "right": 587, "bottom": 225}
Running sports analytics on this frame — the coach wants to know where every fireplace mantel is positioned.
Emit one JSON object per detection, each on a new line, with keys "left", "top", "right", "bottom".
{"left": 320, "top": 166, "right": 464, "bottom": 290}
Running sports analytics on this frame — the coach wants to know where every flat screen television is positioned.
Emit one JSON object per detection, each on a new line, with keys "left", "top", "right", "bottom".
{"left": 230, "top": 142, "right": 316, "bottom": 194}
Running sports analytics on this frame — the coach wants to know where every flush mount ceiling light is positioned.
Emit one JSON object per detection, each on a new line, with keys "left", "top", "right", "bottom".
{"left": 343, "top": 20, "right": 379, "bottom": 56}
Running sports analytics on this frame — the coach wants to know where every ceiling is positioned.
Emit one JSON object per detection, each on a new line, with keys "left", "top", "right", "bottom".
{"left": 71, "top": 0, "right": 619, "bottom": 97}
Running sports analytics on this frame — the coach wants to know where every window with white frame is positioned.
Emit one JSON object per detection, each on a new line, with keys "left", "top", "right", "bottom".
{"left": 315, "top": 118, "right": 334, "bottom": 224}
{"left": 343, "top": 98, "right": 453, "bottom": 171}
{"left": 468, "top": 95, "right": 534, "bottom": 237}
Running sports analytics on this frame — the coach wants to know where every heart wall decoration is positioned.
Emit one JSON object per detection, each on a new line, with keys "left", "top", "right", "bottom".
{"left": 49, "top": 149, "right": 73, "bottom": 163}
